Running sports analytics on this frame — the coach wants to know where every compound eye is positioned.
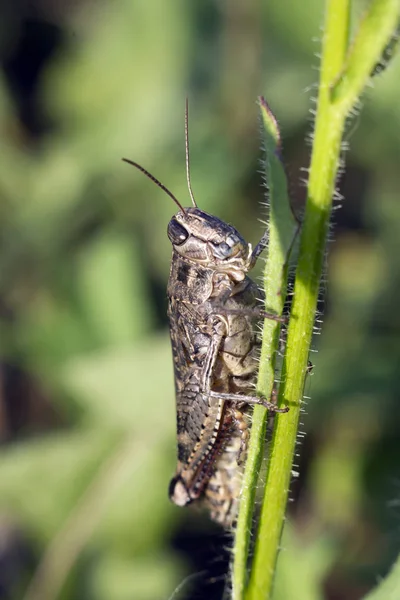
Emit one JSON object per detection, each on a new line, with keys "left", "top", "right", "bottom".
{"left": 167, "top": 219, "right": 189, "bottom": 246}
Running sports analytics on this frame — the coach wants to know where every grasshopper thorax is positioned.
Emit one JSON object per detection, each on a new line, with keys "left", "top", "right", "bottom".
{"left": 168, "top": 207, "right": 252, "bottom": 281}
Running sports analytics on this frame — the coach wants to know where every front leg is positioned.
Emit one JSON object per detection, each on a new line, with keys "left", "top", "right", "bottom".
{"left": 251, "top": 216, "right": 300, "bottom": 267}
{"left": 251, "top": 230, "right": 269, "bottom": 264}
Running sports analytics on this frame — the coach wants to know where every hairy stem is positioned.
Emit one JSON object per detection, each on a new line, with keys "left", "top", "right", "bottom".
{"left": 231, "top": 98, "right": 297, "bottom": 599}
{"left": 245, "top": 1, "right": 399, "bottom": 599}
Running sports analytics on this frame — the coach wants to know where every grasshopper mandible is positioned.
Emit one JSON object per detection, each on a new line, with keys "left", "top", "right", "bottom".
{"left": 123, "top": 101, "right": 288, "bottom": 527}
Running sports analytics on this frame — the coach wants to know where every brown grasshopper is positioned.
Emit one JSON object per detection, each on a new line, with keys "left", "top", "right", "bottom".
{"left": 123, "top": 101, "right": 288, "bottom": 527}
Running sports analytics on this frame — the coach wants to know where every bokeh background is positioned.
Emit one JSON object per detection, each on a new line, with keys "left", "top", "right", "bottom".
{"left": 0, "top": 1, "right": 399, "bottom": 599}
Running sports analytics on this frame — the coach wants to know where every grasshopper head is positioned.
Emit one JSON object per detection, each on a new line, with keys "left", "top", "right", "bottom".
{"left": 167, "top": 208, "right": 252, "bottom": 280}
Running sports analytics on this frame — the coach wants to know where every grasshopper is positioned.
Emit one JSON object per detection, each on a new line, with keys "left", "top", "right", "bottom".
{"left": 123, "top": 101, "right": 288, "bottom": 527}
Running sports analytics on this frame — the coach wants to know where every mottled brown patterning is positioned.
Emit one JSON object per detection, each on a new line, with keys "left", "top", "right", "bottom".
{"left": 166, "top": 208, "right": 288, "bottom": 527}
{"left": 123, "top": 100, "right": 288, "bottom": 528}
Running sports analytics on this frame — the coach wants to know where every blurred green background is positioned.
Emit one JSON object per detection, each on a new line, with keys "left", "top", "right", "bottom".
{"left": 0, "top": 1, "right": 399, "bottom": 599}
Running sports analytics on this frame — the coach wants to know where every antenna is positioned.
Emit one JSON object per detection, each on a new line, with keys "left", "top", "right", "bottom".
{"left": 122, "top": 158, "right": 186, "bottom": 214}
{"left": 185, "top": 98, "right": 198, "bottom": 208}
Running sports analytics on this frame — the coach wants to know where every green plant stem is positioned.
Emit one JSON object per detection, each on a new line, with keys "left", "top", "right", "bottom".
{"left": 246, "top": 1, "right": 399, "bottom": 599}
{"left": 332, "top": 0, "right": 400, "bottom": 108}
{"left": 232, "top": 98, "right": 296, "bottom": 599}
